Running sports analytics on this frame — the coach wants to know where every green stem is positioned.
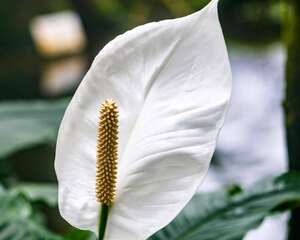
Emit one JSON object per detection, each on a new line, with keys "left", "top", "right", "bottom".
{"left": 284, "top": 0, "right": 300, "bottom": 239}
{"left": 98, "top": 204, "right": 109, "bottom": 240}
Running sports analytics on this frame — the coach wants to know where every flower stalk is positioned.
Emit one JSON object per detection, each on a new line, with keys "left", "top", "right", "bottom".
{"left": 98, "top": 204, "right": 109, "bottom": 240}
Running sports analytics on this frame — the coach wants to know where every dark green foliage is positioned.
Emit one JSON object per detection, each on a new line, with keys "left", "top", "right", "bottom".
{"left": 2, "top": 168, "right": 300, "bottom": 240}
{"left": 219, "top": 0, "right": 281, "bottom": 44}
{"left": 11, "top": 183, "right": 58, "bottom": 207}
{"left": 60, "top": 173, "right": 300, "bottom": 240}
{"left": 0, "top": 99, "right": 69, "bottom": 160}
{"left": 0, "top": 185, "right": 62, "bottom": 240}
{"left": 150, "top": 173, "right": 300, "bottom": 240}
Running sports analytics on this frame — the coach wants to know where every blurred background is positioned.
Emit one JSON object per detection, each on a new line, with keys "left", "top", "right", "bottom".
{"left": 0, "top": 0, "right": 293, "bottom": 239}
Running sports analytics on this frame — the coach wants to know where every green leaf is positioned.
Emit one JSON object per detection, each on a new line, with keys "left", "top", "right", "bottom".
{"left": 2, "top": 183, "right": 98, "bottom": 239}
{"left": 149, "top": 172, "right": 300, "bottom": 240}
{"left": 64, "top": 229, "right": 96, "bottom": 240}
{"left": 0, "top": 99, "right": 68, "bottom": 159}
{"left": 11, "top": 183, "right": 58, "bottom": 207}
{"left": 0, "top": 186, "right": 63, "bottom": 240}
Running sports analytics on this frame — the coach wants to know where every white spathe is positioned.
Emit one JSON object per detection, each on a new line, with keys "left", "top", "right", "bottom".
{"left": 55, "top": 0, "right": 232, "bottom": 239}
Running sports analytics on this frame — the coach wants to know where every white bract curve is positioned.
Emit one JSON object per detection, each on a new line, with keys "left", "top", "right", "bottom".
{"left": 55, "top": 0, "right": 232, "bottom": 239}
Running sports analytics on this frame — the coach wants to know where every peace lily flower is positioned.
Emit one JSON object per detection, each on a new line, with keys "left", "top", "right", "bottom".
{"left": 55, "top": 0, "right": 232, "bottom": 239}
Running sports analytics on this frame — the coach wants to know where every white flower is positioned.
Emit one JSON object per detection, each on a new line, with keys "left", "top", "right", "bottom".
{"left": 54, "top": 0, "right": 232, "bottom": 239}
